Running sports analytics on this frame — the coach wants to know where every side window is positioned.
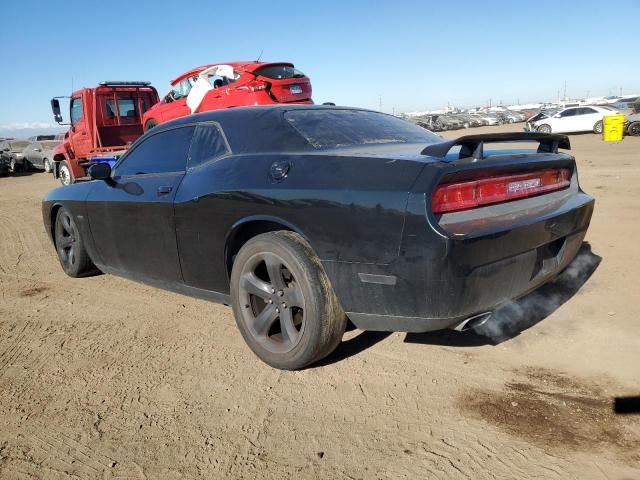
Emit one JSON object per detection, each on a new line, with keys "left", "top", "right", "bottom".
{"left": 70, "top": 97, "right": 83, "bottom": 125}
{"left": 560, "top": 108, "right": 577, "bottom": 118}
{"left": 188, "top": 124, "right": 230, "bottom": 168}
{"left": 581, "top": 107, "right": 597, "bottom": 114}
{"left": 115, "top": 126, "right": 195, "bottom": 176}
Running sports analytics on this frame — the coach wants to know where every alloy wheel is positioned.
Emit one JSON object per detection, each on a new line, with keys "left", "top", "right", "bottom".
{"left": 237, "top": 252, "right": 306, "bottom": 354}
{"left": 55, "top": 211, "right": 78, "bottom": 269}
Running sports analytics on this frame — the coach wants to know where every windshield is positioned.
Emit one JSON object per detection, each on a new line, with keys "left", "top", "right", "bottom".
{"left": 285, "top": 109, "right": 441, "bottom": 149}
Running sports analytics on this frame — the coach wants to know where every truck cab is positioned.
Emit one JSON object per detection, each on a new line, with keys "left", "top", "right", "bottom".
{"left": 51, "top": 82, "right": 159, "bottom": 185}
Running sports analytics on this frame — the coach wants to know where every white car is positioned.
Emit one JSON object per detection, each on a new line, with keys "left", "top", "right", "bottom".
{"left": 533, "top": 106, "right": 617, "bottom": 134}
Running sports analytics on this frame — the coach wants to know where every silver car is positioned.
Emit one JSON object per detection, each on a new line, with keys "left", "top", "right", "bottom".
{"left": 21, "top": 140, "right": 62, "bottom": 172}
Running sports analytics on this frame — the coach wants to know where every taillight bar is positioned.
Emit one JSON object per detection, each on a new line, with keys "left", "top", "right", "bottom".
{"left": 432, "top": 168, "right": 572, "bottom": 214}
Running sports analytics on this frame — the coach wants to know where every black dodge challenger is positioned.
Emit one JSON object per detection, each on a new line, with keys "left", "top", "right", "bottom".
{"left": 43, "top": 106, "right": 594, "bottom": 369}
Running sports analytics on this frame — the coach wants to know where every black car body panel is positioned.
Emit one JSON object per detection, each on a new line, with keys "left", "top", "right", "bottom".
{"left": 43, "top": 105, "right": 594, "bottom": 332}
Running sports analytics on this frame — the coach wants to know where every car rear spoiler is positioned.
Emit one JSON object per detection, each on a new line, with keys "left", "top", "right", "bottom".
{"left": 421, "top": 132, "right": 571, "bottom": 161}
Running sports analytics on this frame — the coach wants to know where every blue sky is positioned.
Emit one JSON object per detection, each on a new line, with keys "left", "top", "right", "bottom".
{"left": 0, "top": 0, "right": 638, "bottom": 128}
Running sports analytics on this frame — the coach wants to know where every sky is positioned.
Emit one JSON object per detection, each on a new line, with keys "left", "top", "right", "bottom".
{"left": 0, "top": 0, "right": 639, "bottom": 129}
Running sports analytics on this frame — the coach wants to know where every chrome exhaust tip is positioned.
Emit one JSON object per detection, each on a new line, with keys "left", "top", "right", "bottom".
{"left": 452, "top": 312, "right": 492, "bottom": 332}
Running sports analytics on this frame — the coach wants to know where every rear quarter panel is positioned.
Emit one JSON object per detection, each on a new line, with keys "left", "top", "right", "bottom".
{"left": 174, "top": 152, "right": 425, "bottom": 294}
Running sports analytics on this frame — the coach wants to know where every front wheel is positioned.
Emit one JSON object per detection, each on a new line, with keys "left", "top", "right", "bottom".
{"left": 59, "top": 161, "right": 73, "bottom": 186}
{"left": 628, "top": 121, "right": 640, "bottom": 137}
{"left": 593, "top": 120, "right": 603, "bottom": 134}
{"left": 537, "top": 124, "right": 552, "bottom": 134}
{"left": 43, "top": 158, "right": 52, "bottom": 173}
{"left": 54, "top": 208, "right": 98, "bottom": 277}
{"left": 230, "top": 231, "right": 347, "bottom": 370}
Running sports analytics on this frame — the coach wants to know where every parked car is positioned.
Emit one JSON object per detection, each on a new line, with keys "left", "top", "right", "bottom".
{"left": 143, "top": 61, "right": 313, "bottom": 130}
{"left": 43, "top": 105, "right": 594, "bottom": 369}
{"left": 0, "top": 139, "right": 30, "bottom": 172}
{"left": 21, "top": 139, "right": 62, "bottom": 172}
{"left": 532, "top": 106, "right": 616, "bottom": 134}
{"left": 471, "top": 113, "right": 501, "bottom": 125}
{"left": 624, "top": 112, "right": 640, "bottom": 136}
{"left": 27, "top": 134, "right": 57, "bottom": 141}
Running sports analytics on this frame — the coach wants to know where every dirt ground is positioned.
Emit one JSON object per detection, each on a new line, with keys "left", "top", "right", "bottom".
{"left": 0, "top": 124, "right": 639, "bottom": 479}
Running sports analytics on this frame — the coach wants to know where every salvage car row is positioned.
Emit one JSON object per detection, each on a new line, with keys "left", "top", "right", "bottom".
{"left": 0, "top": 134, "right": 64, "bottom": 176}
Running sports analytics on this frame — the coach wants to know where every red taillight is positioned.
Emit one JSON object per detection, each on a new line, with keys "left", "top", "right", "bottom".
{"left": 236, "top": 79, "right": 269, "bottom": 92}
{"left": 432, "top": 168, "right": 571, "bottom": 214}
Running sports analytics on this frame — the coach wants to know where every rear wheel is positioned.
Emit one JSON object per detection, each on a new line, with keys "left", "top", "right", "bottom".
{"left": 54, "top": 208, "right": 98, "bottom": 277}
{"left": 628, "top": 121, "right": 640, "bottom": 137}
{"left": 144, "top": 119, "right": 158, "bottom": 131}
{"left": 230, "top": 231, "right": 346, "bottom": 370}
{"left": 59, "top": 161, "right": 73, "bottom": 186}
{"left": 537, "top": 124, "right": 552, "bottom": 134}
{"left": 43, "top": 158, "right": 52, "bottom": 173}
{"left": 593, "top": 120, "right": 603, "bottom": 134}
{"left": 9, "top": 158, "right": 17, "bottom": 173}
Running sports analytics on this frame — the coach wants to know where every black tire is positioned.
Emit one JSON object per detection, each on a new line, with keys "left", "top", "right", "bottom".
{"left": 54, "top": 208, "right": 98, "bottom": 277}
{"left": 230, "top": 231, "right": 346, "bottom": 370}
{"left": 59, "top": 161, "right": 73, "bottom": 186}
{"left": 43, "top": 158, "right": 52, "bottom": 173}
{"left": 593, "top": 120, "right": 603, "bottom": 134}
{"left": 537, "top": 124, "right": 552, "bottom": 134}
{"left": 628, "top": 121, "right": 640, "bottom": 137}
{"left": 23, "top": 160, "right": 31, "bottom": 172}
{"left": 144, "top": 119, "right": 158, "bottom": 131}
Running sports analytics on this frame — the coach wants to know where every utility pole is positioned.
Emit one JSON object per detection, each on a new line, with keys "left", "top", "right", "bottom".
{"left": 563, "top": 80, "right": 567, "bottom": 100}
{"left": 378, "top": 95, "right": 382, "bottom": 112}
{"left": 620, "top": 87, "right": 623, "bottom": 96}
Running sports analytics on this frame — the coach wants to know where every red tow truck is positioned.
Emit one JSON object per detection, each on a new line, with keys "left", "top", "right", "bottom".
{"left": 50, "top": 82, "right": 159, "bottom": 185}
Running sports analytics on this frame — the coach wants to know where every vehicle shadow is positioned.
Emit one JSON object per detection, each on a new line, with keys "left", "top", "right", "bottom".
{"left": 4, "top": 169, "right": 47, "bottom": 178}
{"left": 318, "top": 242, "right": 601, "bottom": 366}
{"left": 404, "top": 242, "right": 601, "bottom": 347}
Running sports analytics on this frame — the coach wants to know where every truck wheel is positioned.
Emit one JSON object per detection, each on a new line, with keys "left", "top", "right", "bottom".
{"left": 59, "top": 161, "right": 73, "bottom": 186}
{"left": 628, "top": 121, "right": 640, "bottom": 137}
{"left": 537, "top": 124, "right": 552, "bottom": 134}
{"left": 593, "top": 120, "right": 603, "bottom": 134}
{"left": 54, "top": 208, "right": 98, "bottom": 277}
{"left": 43, "top": 158, "right": 52, "bottom": 173}
{"left": 230, "top": 231, "right": 347, "bottom": 370}
{"left": 144, "top": 119, "right": 158, "bottom": 131}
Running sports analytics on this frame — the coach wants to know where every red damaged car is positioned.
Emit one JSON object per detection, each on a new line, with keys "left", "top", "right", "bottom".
{"left": 142, "top": 61, "right": 313, "bottom": 130}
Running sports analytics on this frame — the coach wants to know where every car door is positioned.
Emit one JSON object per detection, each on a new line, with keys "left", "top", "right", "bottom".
{"left": 578, "top": 107, "right": 602, "bottom": 131}
{"left": 85, "top": 125, "right": 195, "bottom": 283}
{"left": 69, "top": 96, "right": 92, "bottom": 158}
{"left": 26, "top": 142, "right": 43, "bottom": 167}
{"left": 553, "top": 108, "right": 578, "bottom": 132}
{"left": 173, "top": 123, "right": 232, "bottom": 292}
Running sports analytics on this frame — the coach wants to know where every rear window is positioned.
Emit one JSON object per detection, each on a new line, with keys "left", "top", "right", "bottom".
{"left": 285, "top": 110, "right": 441, "bottom": 149}
{"left": 255, "top": 65, "right": 305, "bottom": 80}
{"left": 106, "top": 98, "right": 138, "bottom": 118}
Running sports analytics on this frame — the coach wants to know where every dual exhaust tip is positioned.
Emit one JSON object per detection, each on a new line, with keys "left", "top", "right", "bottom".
{"left": 452, "top": 312, "right": 492, "bottom": 332}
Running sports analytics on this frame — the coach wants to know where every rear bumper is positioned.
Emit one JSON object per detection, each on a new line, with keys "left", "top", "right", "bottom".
{"left": 334, "top": 190, "right": 595, "bottom": 332}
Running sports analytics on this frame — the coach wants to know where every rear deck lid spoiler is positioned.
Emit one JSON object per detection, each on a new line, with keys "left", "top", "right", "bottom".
{"left": 421, "top": 132, "right": 571, "bottom": 162}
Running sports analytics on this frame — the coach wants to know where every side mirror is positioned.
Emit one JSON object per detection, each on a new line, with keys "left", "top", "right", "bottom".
{"left": 88, "top": 163, "right": 112, "bottom": 182}
{"left": 51, "top": 98, "right": 63, "bottom": 123}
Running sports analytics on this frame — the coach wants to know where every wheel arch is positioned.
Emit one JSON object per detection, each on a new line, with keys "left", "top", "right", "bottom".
{"left": 48, "top": 203, "right": 65, "bottom": 246}
{"left": 224, "top": 216, "right": 310, "bottom": 278}
{"left": 52, "top": 152, "right": 69, "bottom": 178}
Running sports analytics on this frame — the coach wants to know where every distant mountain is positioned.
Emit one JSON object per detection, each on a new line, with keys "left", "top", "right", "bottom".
{"left": 0, "top": 123, "right": 67, "bottom": 140}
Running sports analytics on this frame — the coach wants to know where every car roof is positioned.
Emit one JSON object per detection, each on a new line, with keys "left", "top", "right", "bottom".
{"left": 170, "top": 61, "right": 295, "bottom": 86}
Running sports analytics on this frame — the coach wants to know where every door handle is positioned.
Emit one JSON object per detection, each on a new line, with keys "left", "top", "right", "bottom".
{"left": 157, "top": 186, "right": 172, "bottom": 195}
